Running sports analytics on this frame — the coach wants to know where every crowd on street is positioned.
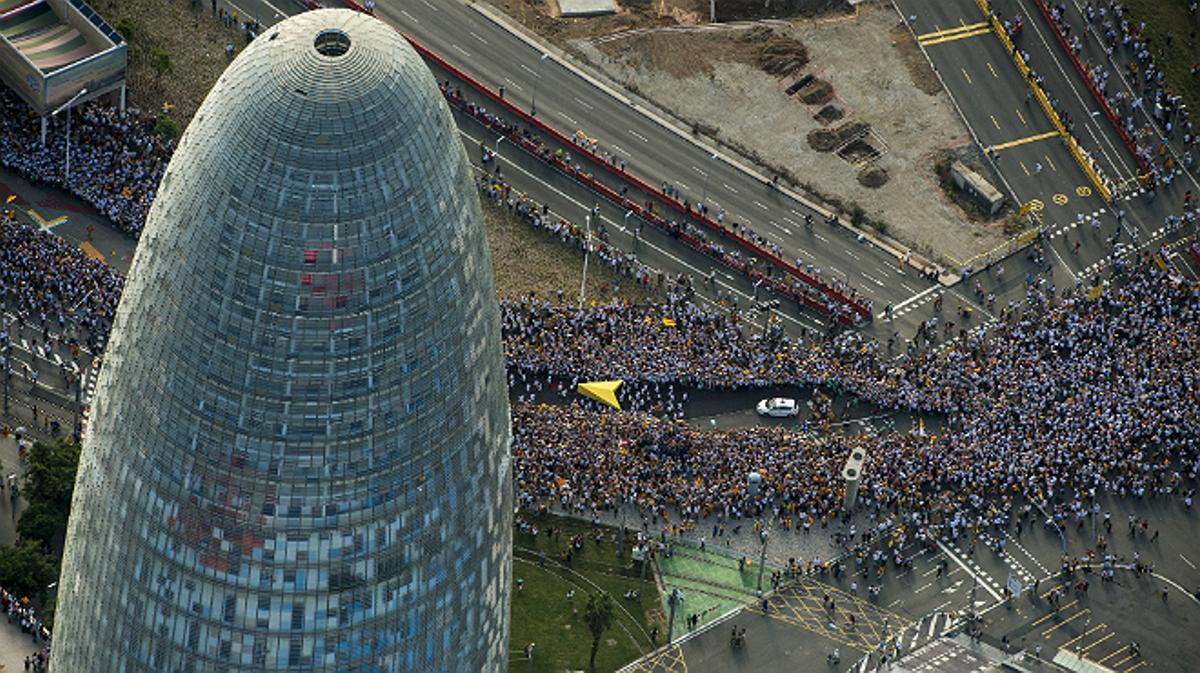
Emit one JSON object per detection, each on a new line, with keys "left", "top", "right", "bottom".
{"left": 0, "top": 212, "right": 123, "bottom": 353}
{"left": 508, "top": 266, "right": 1199, "bottom": 558}
{"left": 0, "top": 89, "right": 171, "bottom": 237}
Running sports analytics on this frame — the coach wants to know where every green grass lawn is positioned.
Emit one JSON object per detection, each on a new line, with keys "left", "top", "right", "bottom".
{"left": 1118, "top": 1, "right": 1200, "bottom": 118}
{"left": 509, "top": 513, "right": 663, "bottom": 673}
{"left": 657, "top": 545, "right": 764, "bottom": 638}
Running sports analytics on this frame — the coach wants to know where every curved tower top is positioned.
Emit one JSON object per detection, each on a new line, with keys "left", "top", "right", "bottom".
{"left": 51, "top": 9, "right": 511, "bottom": 672}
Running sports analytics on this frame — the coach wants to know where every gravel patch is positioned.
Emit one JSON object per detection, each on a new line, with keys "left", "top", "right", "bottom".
{"left": 571, "top": 2, "right": 1007, "bottom": 265}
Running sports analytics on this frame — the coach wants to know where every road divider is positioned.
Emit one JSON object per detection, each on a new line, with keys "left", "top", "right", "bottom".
{"left": 1028, "top": 0, "right": 1150, "bottom": 179}
{"left": 975, "top": 0, "right": 1112, "bottom": 203}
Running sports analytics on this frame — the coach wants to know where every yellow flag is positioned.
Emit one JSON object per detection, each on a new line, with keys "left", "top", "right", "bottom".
{"left": 577, "top": 380, "right": 623, "bottom": 410}
{"left": 662, "top": 317, "right": 677, "bottom": 327}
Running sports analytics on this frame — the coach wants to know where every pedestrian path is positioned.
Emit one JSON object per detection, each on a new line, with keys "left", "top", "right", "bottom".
{"left": 0, "top": 614, "right": 39, "bottom": 672}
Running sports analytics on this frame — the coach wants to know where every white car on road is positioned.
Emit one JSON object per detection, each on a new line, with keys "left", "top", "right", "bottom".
{"left": 756, "top": 397, "right": 799, "bottom": 418}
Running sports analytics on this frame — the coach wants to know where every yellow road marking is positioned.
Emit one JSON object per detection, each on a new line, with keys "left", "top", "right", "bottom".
{"left": 990, "top": 115, "right": 1001, "bottom": 130}
{"left": 1080, "top": 631, "right": 1115, "bottom": 653}
{"left": 1110, "top": 654, "right": 1138, "bottom": 668}
{"left": 961, "top": 68, "right": 973, "bottom": 84}
{"left": 921, "top": 27, "right": 993, "bottom": 46}
{"left": 1061, "top": 623, "right": 1105, "bottom": 649}
{"left": 1045, "top": 154, "right": 1057, "bottom": 171}
{"left": 79, "top": 241, "right": 106, "bottom": 263}
{"left": 1096, "top": 647, "right": 1125, "bottom": 664}
{"left": 1053, "top": 193, "right": 1069, "bottom": 205}
{"left": 1020, "top": 161, "right": 1030, "bottom": 176}
{"left": 1029, "top": 600, "right": 1076, "bottom": 625}
{"left": 1124, "top": 661, "right": 1147, "bottom": 673}
{"left": 1015, "top": 108, "right": 1027, "bottom": 125}
{"left": 917, "top": 21, "right": 987, "bottom": 41}
{"left": 992, "top": 130, "right": 1058, "bottom": 151}
{"left": 1042, "top": 609, "right": 1089, "bottom": 637}
{"left": 987, "top": 62, "right": 998, "bottom": 77}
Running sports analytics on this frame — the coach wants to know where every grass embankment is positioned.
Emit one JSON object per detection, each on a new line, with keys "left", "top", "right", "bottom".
{"left": 482, "top": 198, "right": 658, "bottom": 304}
{"left": 1118, "top": 2, "right": 1200, "bottom": 119}
{"left": 510, "top": 512, "right": 664, "bottom": 673}
{"left": 90, "top": 0, "right": 247, "bottom": 127}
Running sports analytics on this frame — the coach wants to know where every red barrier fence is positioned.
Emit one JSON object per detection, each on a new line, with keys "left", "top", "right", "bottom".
{"left": 1190, "top": 243, "right": 1200, "bottom": 269}
{"left": 1029, "top": 0, "right": 1150, "bottom": 176}
{"left": 337, "top": 0, "right": 870, "bottom": 320}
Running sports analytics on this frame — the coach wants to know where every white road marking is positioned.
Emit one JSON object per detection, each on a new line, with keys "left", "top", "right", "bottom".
{"left": 518, "top": 63, "right": 536, "bottom": 76}
{"left": 936, "top": 540, "right": 1002, "bottom": 601}
{"left": 860, "top": 272, "right": 884, "bottom": 287}
{"left": 692, "top": 166, "right": 708, "bottom": 177}
{"left": 421, "top": 0, "right": 438, "bottom": 9}
{"left": 754, "top": 200, "right": 769, "bottom": 210}
{"left": 843, "top": 248, "right": 861, "bottom": 261}
{"left": 814, "top": 233, "right": 830, "bottom": 243}
{"left": 782, "top": 217, "right": 798, "bottom": 227}
{"left": 767, "top": 221, "right": 792, "bottom": 235}
{"left": 722, "top": 182, "right": 739, "bottom": 193}
{"left": 629, "top": 129, "right": 650, "bottom": 143}
{"left": 927, "top": 614, "right": 939, "bottom": 637}
{"left": 469, "top": 31, "right": 488, "bottom": 44}
{"left": 560, "top": 113, "right": 579, "bottom": 126}
{"left": 1182, "top": 554, "right": 1197, "bottom": 570}
{"left": 892, "top": 285, "right": 939, "bottom": 312}
{"left": 400, "top": 9, "right": 419, "bottom": 23}
{"left": 452, "top": 44, "right": 470, "bottom": 57}
{"left": 610, "top": 144, "right": 627, "bottom": 156}
{"left": 503, "top": 78, "right": 523, "bottom": 91}
{"left": 914, "top": 581, "right": 933, "bottom": 593}
{"left": 900, "top": 282, "right": 916, "bottom": 293}
{"left": 574, "top": 97, "right": 594, "bottom": 110}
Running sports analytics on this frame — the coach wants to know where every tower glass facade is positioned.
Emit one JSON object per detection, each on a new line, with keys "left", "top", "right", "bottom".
{"left": 49, "top": 10, "right": 512, "bottom": 672}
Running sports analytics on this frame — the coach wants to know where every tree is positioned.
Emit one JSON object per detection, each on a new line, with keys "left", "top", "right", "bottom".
{"left": 20, "top": 439, "right": 80, "bottom": 549}
{"left": 149, "top": 47, "right": 173, "bottom": 85}
{"left": 154, "top": 114, "right": 180, "bottom": 140}
{"left": 583, "top": 592, "right": 614, "bottom": 673}
{"left": 24, "top": 439, "right": 80, "bottom": 515}
{"left": 0, "top": 543, "right": 56, "bottom": 600}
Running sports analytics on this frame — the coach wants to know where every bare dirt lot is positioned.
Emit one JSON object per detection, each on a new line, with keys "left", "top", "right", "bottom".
{"left": 492, "top": 0, "right": 1010, "bottom": 265}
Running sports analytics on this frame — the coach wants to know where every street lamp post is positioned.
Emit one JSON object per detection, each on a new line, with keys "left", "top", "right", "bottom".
{"left": 666, "top": 588, "right": 682, "bottom": 643}
{"left": 579, "top": 207, "right": 593, "bottom": 305}
{"left": 756, "top": 530, "right": 769, "bottom": 591}
{"left": 51, "top": 88, "right": 88, "bottom": 187}
{"left": 530, "top": 52, "right": 549, "bottom": 116}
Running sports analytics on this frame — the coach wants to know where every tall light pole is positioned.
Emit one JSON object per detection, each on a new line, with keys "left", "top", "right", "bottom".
{"left": 579, "top": 207, "right": 593, "bottom": 305}
{"left": 531, "top": 52, "right": 549, "bottom": 116}
{"left": 51, "top": 87, "right": 89, "bottom": 187}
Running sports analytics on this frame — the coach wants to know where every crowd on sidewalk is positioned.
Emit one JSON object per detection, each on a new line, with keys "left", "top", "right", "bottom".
{"left": 0, "top": 89, "right": 171, "bottom": 238}
{"left": 1, "top": 585, "right": 49, "bottom": 670}
{"left": 508, "top": 265, "right": 1199, "bottom": 553}
{"left": 1042, "top": 1, "right": 1195, "bottom": 183}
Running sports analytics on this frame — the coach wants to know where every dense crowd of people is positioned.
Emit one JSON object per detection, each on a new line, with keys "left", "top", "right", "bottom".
{"left": 507, "top": 266, "right": 1200, "bottom": 550}
{"left": 0, "top": 212, "right": 124, "bottom": 352}
{"left": 0, "top": 89, "right": 171, "bottom": 237}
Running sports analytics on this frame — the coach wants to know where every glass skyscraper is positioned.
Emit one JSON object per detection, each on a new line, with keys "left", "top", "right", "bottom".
{"left": 50, "top": 9, "right": 512, "bottom": 672}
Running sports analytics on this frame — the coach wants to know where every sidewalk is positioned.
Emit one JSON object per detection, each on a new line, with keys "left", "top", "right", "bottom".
{"left": 0, "top": 614, "right": 40, "bottom": 671}
{"left": 0, "top": 435, "right": 28, "bottom": 547}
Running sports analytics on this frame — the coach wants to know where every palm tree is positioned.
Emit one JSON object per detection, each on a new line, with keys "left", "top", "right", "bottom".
{"left": 584, "top": 592, "right": 614, "bottom": 673}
